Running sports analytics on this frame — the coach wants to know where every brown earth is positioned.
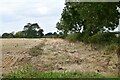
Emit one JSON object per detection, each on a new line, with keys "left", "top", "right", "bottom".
{"left": 1, "top": 38, "right": 118, "bottom": 76}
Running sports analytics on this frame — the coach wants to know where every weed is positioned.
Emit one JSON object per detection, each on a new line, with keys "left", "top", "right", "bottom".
{"left": 28, "top": 43, "right": 45, "bottom": 56}
{"left": 105, "top": 44, "right": 118, "bottom": 55}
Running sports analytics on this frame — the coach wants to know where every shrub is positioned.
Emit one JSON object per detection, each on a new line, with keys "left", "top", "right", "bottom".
{"left": 117, "top": 36, "right": 120, "bottom": 45}
{"left": 66, "top": 32, "right": 82, "bottom": 42}
{"left": 89, "top": 32, "right": 117, "bottom": 44}
{"left": 105, "top": 43, "right": 118, "bottom": 54}
{"left": 2, "top": 33, "right": 14, "bottom": 38}
{"left": 81, "top": 33, "right": 91, "bottom": 43}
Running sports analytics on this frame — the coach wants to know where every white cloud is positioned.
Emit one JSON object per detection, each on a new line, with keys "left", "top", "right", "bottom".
{"left": 36, "top": 7, "right": 49, "bottom": 15}
{"left": 0, "top": 0, "right": 120, "bottom": 35}
{"left": 0, "top": 0, "right": 65, "bottom": 34}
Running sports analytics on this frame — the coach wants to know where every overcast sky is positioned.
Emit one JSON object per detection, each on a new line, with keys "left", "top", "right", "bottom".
{"left": 0, "top": 0, "right": 65, "bottom": 35}
{"left": 0, "top": 0, "right": 120, "bottom": 35}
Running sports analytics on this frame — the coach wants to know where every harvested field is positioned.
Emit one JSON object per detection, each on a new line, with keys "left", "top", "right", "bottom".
{"left": 1, "top": 38, "right": 118, "bottom": 77}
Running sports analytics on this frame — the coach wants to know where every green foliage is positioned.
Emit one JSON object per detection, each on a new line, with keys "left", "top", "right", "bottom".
{"left": 2, "top": 23, "right": 44, "bottom": 38}
{"left": 56, "top": 2, "right": 120, "bottom": 43}
{"left": 2, "top": 33, "right": 14, "bottom": 38}
{"left": 77, "top": 2, "right": 119, "bottom": 33}
{"left": 44, "top": 32, "right": 59, "bottom": 38}
{"left": 3, "top": 65, "right": 107, "bottom": 78}
{"left": 89, "top": 32, "right": 117, "bottom": 44}
{"left": 105, "top": 43, "right": 118, "bottom": 54}
{"left": 66, "top": 32, "right": 82, "bottom": 42}
{"left": 3, "top": 65, "right": 38, "bottom": 78}
{"left": 14, "top": 31, "right": 26, "bottom": 38}
{"left": 37, "top": 29, "right": 44, "bottom": 38}
{"left": 117, "top": 36, "right": 120, "bottom": 45}
{"left": 23, "top": 23, "right": 44, "bottom": 38}
{"left": 56, "top": 3, "right": 83, "bottom": 36}
{"left": 44, "top": 32, "right": 55, "bottom": 38}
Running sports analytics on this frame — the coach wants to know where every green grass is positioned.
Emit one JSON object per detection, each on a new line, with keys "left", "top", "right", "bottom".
{"left": 3, "top": 65, "right": 119, "bottom": 78}
{"left": 3, "top": 71, "right": 106, "bottom": 78}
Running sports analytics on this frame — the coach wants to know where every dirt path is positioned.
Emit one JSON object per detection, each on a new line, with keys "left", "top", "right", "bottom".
{"left": 1, "top": 38, "right": 118, "bottom": 76}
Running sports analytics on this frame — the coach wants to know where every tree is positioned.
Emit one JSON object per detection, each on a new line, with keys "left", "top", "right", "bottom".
{"left": 23, "top": 23, "right": 38, "bottom": 38}
{"left": 45, "top": 32, "right": 53, "bottom": 36}
{"left": 2, "top": 33, "right": 14, "bottom": 38}
{"left": 53, "top": 32, "right": 57, "bottom": 35}
{"left": 56, "top": 2, "right": 120, "bottom": 76}
{"left": 23, "top": 23, "right": 44, "bottom": 38}
{"left": 56, "top": 2, "right": 120, "bottom": 37}
{"left": 15, "top": 31, "right": 26, "bottom": 38}
{"left": 44, "top": 32, "right": 58, "bottom": 38}
{"left": 1, "top": 23, "right": 44, "bottom": 38}
{"left": 37, "top": 29, "right": 44, "bottom": 38}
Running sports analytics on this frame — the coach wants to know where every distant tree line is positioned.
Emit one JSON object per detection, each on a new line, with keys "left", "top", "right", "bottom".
{"left": 1, "top": 23, "right": 63, "bottom": 38}
{"left": 44, "top": 32, "right": 63, "bottom": 38}
{"left": 2, "top": 23, "right": 44, "bottom": 38}
{"left": 2, "top": 32, "right": 15, "bottom": 38}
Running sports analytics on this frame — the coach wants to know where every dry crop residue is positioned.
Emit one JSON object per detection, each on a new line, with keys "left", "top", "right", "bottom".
{"left": 1, "top": 38, "right": 118, "bottom": 76}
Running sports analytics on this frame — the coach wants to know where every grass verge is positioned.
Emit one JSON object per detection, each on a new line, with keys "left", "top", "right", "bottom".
{"left": 2, "top": 65, "right": 119, "bottom": 78}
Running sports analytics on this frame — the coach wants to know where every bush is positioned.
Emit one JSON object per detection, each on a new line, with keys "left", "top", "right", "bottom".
{"left": 117, "top": 36, "right": 120, "bottom": 45}
{"left": 105, "top": 43, "right": 118, "bottom": 54}
{"left": 66, "top": 32, "right": 82, "bottom": 42}
{"left": 2, "top": 33, "right": 14, "bottom": 38}
{"left": 89, "top": 32, "right": 117, "bottom": 44}
{"left": 81, "top": 33, "right": 91, "bottom": 43}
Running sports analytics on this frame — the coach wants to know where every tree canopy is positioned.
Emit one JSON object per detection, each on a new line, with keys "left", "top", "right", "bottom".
{"left": 2, "top": 32, "right": 14, "bottom": 38}
{"left": 56, "top": 2, "right": 120, "bottom": 37}
{"left": 23, "top": 23, "right": 44, "bottom": 38}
